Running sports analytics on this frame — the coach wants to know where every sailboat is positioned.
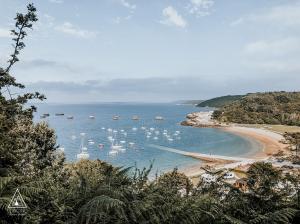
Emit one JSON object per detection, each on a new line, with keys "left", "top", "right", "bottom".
{"left": 110, "top": 138, "right": 123, "bottom": 151}
{"left": 109, "top": 132, "right": 125, "bottom": 153}
{"left": 77, "top": 133, "right": 90, "bottom": 160}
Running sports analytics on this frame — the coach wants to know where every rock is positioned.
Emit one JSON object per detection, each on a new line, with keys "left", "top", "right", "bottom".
{"left": 186, "top": 113, "right": 198, "bottom": 119}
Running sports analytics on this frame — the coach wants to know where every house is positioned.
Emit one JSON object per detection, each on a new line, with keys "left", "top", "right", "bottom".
{"left": 233, "top": 178, "right": 248, "bottom": 192}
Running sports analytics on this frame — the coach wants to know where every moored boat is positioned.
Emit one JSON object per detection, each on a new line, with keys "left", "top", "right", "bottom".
{"left": 132, "top": 115, "right": 139, "bottom": 120}
{"left": 76, "top": 133, "right": 90, "bottom": 160}
{"left": 155, "top": 116, "right": 164, "bottom": 120}
{"left": 112, "top": 115, "right": 120, "bottom": 120}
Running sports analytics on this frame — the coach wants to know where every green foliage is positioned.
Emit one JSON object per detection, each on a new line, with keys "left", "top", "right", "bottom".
{"left": 197, "top": 95, "right": 244, "bottom": 108}
{"left": 213, "top": 92, "right": 300, "bottom": 126}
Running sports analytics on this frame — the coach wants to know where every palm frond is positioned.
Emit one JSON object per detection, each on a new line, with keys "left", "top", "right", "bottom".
{"left": 77, "top": 195, "right": 125, "bottom": 224}
{"left": 250, "top": 208, "right": 299, "bottom": 224}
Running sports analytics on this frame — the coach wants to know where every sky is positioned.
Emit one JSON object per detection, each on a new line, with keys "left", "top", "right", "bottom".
{"left": 0, "top": 0, "right": 300, "bottom": 103}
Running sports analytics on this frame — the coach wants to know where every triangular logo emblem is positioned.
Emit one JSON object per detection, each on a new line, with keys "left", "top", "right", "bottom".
{"left": 8, "top": 189, "right": 27, "bottom": 209}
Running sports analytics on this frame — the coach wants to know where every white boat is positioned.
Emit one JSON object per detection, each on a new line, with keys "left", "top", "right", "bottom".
{"left": 111, "top": 145, "right": 123, "bottom": 150}
{"left": 101, "top": 127, "right": 106, "bottom": 130}
{"left": 155, "top": 116, "right": 164, "bottom": 120}
{"left": 77, "top": 134, "right": 89, "bottom": 160}
{"left": 132, "top": 115, "right": 139, "bottom": 120}
{"left": 110, "top": 133, "right": 124, "bottom": 151}
{"left": 77, "top": 147, "right": 89, "bottom": 160}
{"left": 153, "top": 137, "right": 158, "bottom": 140}
{"left": 149, "top": 127, "right": 155, "bottom": 131}
{"left": 132, "top": 127, "right": 138, "bottom": 131}
{"left": 89, "top": 115, "right": 95, "bottom": 119}
{"left": 108, "top": 136, "right": 114, "bottom": 142}
{"left": 129, "top": 142, "right": 135, "bottom": 147}
{"left": 120, "top": 140, "right": 126, "bottom": 144}
{"left": 71, "top": 135, "right": 76, "bottom": 140}
{"left": 112, "top": 115, "right": 119, "bottom": 120}
{"left": 109, "top": 150, "right": 118, "bottom": 155}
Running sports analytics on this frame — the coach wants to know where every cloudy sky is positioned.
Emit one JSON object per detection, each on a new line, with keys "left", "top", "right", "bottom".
{"left": 0, "top": 0, "right": 300, "bottom": 103}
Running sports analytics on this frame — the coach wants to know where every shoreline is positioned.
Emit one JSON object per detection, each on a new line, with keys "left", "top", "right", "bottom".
{"left": 179, "top": 111, "right": 287, "bottom": 178}
{"left": 223, "top": 125, "right": 287, "bottom": 158}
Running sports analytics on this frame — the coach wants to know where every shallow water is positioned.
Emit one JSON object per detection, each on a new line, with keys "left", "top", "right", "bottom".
{"left": 34, "top": 103, "right": 260, "bottom": 174}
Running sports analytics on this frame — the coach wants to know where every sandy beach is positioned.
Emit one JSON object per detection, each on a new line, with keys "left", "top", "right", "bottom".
{"left": 223, "top": 126, "right": 287, "bottom": 157}
{"left": 180, "top": 111, "right": 288, "bottom": 178}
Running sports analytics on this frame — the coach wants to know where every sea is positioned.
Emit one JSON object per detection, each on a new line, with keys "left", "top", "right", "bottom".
{"left": 34, "top": 103, "right": 260, "bottom": 175}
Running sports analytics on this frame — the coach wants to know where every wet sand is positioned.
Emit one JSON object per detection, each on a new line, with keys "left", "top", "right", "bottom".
{"left": 180, "top": 125, "right": 287, "bottom": 177}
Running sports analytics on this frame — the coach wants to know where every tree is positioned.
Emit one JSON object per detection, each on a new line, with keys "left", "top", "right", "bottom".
{"left": 0, "top": 3, "right": 45, "bottom": 175}
{"left": 0, "top": 4, "right": 66, "bottom": 223}
{"left": 284, "top": 132, "right": 300, "bottom": 157}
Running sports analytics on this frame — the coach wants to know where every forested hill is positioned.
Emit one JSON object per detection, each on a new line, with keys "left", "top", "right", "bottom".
{"left": 175, "top": 100, "right": 204, "bottom": 105}
{"left": 212, "top": 92, "right": 300, "bottom": 126}
{"left": 197, "top": 95, "right": 244, "bottom": 108}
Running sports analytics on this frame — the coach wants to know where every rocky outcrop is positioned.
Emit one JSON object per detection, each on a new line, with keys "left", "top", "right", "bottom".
{"left": 181, "top": 111, "right": 223, "bottom": 128}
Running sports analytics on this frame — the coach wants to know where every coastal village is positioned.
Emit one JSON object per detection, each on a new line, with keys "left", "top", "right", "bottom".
{"left": 180, "top": 110, "right": 300, "bottom": 190}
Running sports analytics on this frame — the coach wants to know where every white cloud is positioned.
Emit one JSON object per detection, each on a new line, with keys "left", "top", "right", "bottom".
{"left": 243, "top": 59, "right": 300, "bottom": 74}
{"left": 257, "top": 4, "right": 300, "bottom": 26}
{"left": 0, "top": 28, "right": 11, "bottom": 38}
{"left": 231, "top": 3, "right": 300, "bottom": 27}
{"left": 244, "top": 38, "right": 300, "bottom": 57}
{"left": 112, "top": 15, "right": 132, "bottom": 24}
{"left": 49, "top": 0, "right": 64, "bottom": 3}
{"left": 230, "top": 18, "right": 244, "bottom": 27}
{"left": 113, "top": 17, "right": 121, "bottom": 24}
{"left": 43, "top": 14, "right": 55, "bottom": 27}
{"left": 243, "top": 37, "right": 300, "bottom": 73}
{"left": 55, "top": 22, "right": 97, "bottom": 39}
{"left": 119, "top": 0, "right": 136, "bottom": 10}
{"left": 160, "top": 6, "right": 187, "bottom": 28}
{"left": 187, "top": 0, "right": 214, "bottom": 17}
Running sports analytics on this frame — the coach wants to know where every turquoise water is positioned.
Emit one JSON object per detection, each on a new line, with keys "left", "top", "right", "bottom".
{"left": 34, "top": 103, "right": 259, "bottom": 174}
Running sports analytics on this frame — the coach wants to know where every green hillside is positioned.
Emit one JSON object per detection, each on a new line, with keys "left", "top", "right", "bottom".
{"left": 175, "top": 100, "right": 204, "bottom": 105}
{"left": 213, "top": 91, "right": 300, "bottom": 126}
{"left": 197, "top": 95, "right": 244, "bottom": 108}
